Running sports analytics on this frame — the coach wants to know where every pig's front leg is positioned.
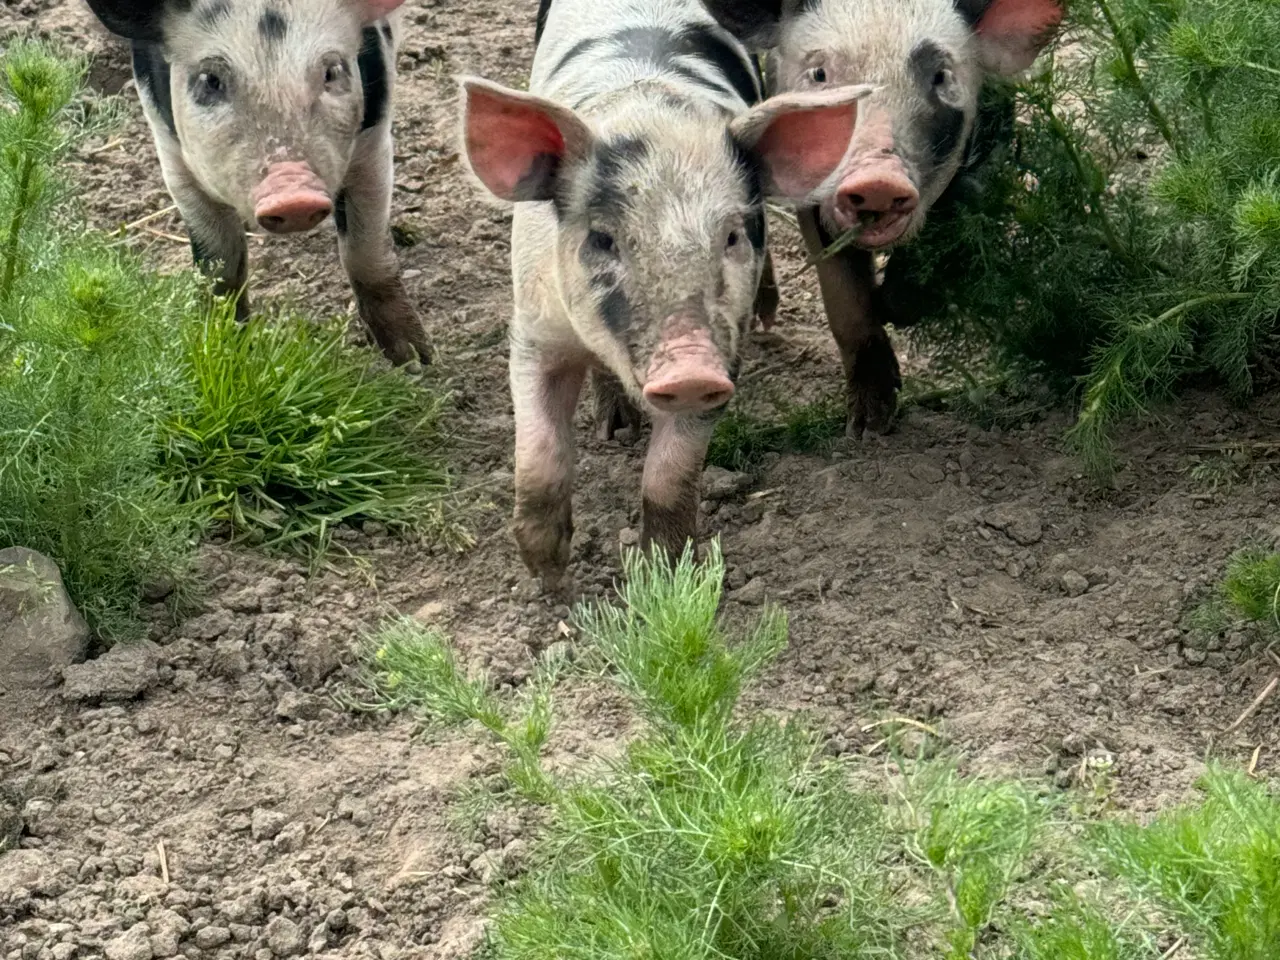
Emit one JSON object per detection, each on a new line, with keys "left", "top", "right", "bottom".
{"left": 511, "top": 340, "right": 585, "bottom": 595}
{"left": 640, "top": 413, "right": 714, "bottom": 559}
{"left": 337, "top": 128, "right": 432, "bottom": 366}
{"left": 796, "top": 207, "right": 900, "bottom": 439}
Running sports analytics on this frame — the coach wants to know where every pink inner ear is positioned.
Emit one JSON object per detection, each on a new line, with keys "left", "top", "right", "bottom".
{"left": 361, "top": 0, "right": 407, "bottom": 17}
{"left": 976, "top": 0, "right": 1063, "bottom": 41}
{"left": 465, "top": 88, "right": 567, "bottom": 201}
{"left": 754, "top": 103, "right": 857, "bottom": 200}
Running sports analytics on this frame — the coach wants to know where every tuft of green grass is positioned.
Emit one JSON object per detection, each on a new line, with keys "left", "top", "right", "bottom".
{"left": 1092, "top": 768, "right": 1280, "bottom": 959}
{"left": 0, "top": 41, "right": 203, "bottom": 642}
{"left": 1220, "top": 548, "right": 1280, "bottom": 628}
{"left": 707, "top": 396, "right": 846, "bottom": 472}
{"left": 160, "top": 307, "right": 453, "bottom": 556}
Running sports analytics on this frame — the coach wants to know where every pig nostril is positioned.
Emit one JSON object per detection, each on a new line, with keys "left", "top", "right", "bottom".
{"left": 847, "top": 193, "right": 866, "bottom": 207}
{"left": 703, "top": 390, "right": 732, "bottom": 408}
{"left": 260, "top": 215, "right": 286, "bottom": 231}
{"left": 892, "top": 196, "right": 914, "bottom": 210}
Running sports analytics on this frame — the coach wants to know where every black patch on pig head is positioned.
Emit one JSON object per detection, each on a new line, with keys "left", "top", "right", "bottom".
{"left": 258, "top": 8, "right": 288, "bottom": 46}
{"left": 357, "top": 26, "right": 389, "bottom": 130}
{"left": 697, "top": 0, "right": 785, "bottom": 47}
{"left": 909, "top": 40, "right": 966, "bottom": 173}
{"left": 199, "top": 1, "right": 231, "bottom": 27}
{"left": 131, "top": 43, "right": 177, "bottom": 137}
{"left": 727, "top": 135, "right": 766, "bottom": 251}
{"left": 334, "top": 189, "right": 349, "bottom": 234}
{"left": 84, "top": 0, "right": 169, "bottom": 43}
{"left": 583, "top": 135, "right": 650, "bottom": 222}
{"left": 535, "top": 0, "right": 554, "bottom": 46}
{"left": 951, "top": 0, "right": 992, "bottom": 28}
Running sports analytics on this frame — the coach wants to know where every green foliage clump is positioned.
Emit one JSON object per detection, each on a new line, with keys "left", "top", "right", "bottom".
{"left": 0, "top": 42, "right": 202, "bottom": 641}
{"left": 1093, "top": 769, "right": 1280, "bottom": 958}
{"left": 893, "top": 0, "right": 1280, "bottom": 476}
{"left": 352, "top": 549, "right": 1280, "bottom": 959}
{"left": 1220, "top": 547, "right": 1280, "bottom": 627}
{"left": 0, "top": 41, "right": 456, "bottom": 642}
{"left": 161, "top": 309, "right": 453, "bottom": 555}
{"left": 707, "top": 395, "right": 845, "bottom": 471}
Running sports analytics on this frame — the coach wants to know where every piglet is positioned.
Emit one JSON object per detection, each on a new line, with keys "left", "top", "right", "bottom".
{"left": 83, "top": 0, "right": 431, "bottom": 364}
{"left": 461, "top": 0, "right": 870, "bottom": 594}
{"left": 701, "top": 0, "right": 1064, "bottom": 436}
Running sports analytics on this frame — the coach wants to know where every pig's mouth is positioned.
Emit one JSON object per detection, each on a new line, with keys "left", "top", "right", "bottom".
{"left": 851, "top": 210, "right": 913, "bottom": 249}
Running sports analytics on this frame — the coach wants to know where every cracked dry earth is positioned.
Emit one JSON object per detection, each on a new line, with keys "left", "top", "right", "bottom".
{"left": 3, "top": 1, "right": 1280, "bottom": 958}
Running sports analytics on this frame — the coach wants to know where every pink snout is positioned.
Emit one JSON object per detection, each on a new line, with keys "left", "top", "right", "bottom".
{"left": 835, "top": 162, "right": 920, "bottom": 248}
{"left": 643, "top": 330, "right": 735, "bottom": 415}
{"left": 253, "top": 162, "right": 332, "bottom": 234}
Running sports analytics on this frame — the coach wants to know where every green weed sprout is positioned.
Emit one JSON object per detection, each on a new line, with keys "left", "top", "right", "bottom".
{"left": 1221, "top": 548, "right": 1280, "bottom": 629}
{"left": 349, "top": 617, "right": 557, "bottom": 803}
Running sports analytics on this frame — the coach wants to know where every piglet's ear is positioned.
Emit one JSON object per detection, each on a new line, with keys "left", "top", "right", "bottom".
{"left": 966, "top": 0, "right": 1064, "bottom": 75}
{"left": 357, "top": 0, "right": 407, "bottom": 19}
{"left": 459, "top": 77, "right": 593, "bottom": 203}
{"left": 731, "top": 85, "right": 872, "bottom": 201}
{"left": 82, "top": 0, "right": 168, "bottom": 42}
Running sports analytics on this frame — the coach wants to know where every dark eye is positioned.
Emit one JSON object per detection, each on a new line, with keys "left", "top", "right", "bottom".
{"left": 808, "top": 66, "right": 828, "bottom": 84}
{"left": 587, "top": 230, "right": 616, "bottom": 255}
{"left": 726, "top": 230, "right": 741, "bottom": 249}
{"left": 190, "top": 65, "right": 229, "bottom": 106}
{"left": 324, "top": 59, "right": 350, "bottom": 89}
{"left": 933, "top": 68, "right": 950, "bottom": 88}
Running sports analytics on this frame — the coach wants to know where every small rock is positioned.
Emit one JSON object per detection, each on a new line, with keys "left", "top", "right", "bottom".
{"left": 469, "top": 850, "right": 504, "bottom": 884}
{"left": 619, "top": 527, "right": 640, "bottom": 547}
{"left": 61, "top": 642, "right": 159, "bottom": 703}
{"left": 194, "top": 926, "right": 231, "bottom": 950}
{"left": 211, "top": 638, "right": 250, "bottom": 679}
{"left": 984, "top": 504, "right": 1043, "bottom": 546}
{"left": 1183, "top": 646, "right": 1207, "bottom": 665}
{"left": 413, "top": 600, "right": 446, "bottom": 624}
{"left": 104, "top": 924, "right": 153, "bottom": 960}
{"left": 179, "top": 610, "right": 234, "bottom": 641}
{"left": 140, "top": 577, "right": 175, "bottom": 603}
{"left": 701, "top": 466, "right": 753, "bottom": 501}
{"left": 265, "top": 916, "right": 304, "bottom": 957}
{"left": 250, "top": 808, "right": 288, "bottom": 842}
{"left": 307, "top": 923, "right": 329, "bottom": 954}
{"left": 274, "top": 692, "right": 320, "bottom": 722}
{"left": 731, "top": 578, "right": 767, "bottom": 606}
{"left": 0, "top": 548, "right": 89, "bottom": 692}
{"left": 289, "top": 631, "right": 341, "bottom": 686}
{"left": 51, "top": 944, "right": 77, "bottom": 960}
{"left": 325, "top": 910, "right": 347, "bottom": 932}
{"left": 1061, "top": 571, "right": 1089, "bottom": 597}
{"left": 0, "top": 849, "right": 54, "bottom": 899}
{"left": 908, "top": 460, "right": 946, "bottom": 484}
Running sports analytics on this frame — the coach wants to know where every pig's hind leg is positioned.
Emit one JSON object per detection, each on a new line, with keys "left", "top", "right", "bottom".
{"left": 510, "top": 339, "right": 585, "bottom": 596}
{"left": 337, "top": 129, "right": 432, "bottom": 365}
{"left": 590, "top": 371, "right": 643, "bottom": 442}
{"left": 796, "top": 207, "right": 900, "bottom": 439}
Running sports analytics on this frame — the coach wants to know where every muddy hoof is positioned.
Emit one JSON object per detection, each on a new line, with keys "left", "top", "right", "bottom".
{"left": 846, "top": 330, "right": 901, "bottom": 439}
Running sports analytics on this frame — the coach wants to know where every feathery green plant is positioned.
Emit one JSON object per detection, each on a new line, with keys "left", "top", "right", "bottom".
{"left": 896, "top": 0, "right": 1280, "bottom": 477}
{"left": 0, "top": 41, "right": 202, "bottom": 641}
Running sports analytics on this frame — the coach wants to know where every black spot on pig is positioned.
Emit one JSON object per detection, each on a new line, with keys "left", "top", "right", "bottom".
{"left": 677, "top": 25, "right": 761, "bottom": 104}
{"left": 910, "top": 41, "right": 965, "bottom": 170}
{"left": 598, "top": 287, "right": 631, "bottom": 334}
{"left": 258, "top": 9, "right": 288, "bottom": 45}
{"left": 131, "top": 44, "right": 176, "bottom": 137}
{"left": 200, "top": 0, "right": 231, "bottom": 27}
{"left": 334, "top": 189, "right": 349, "bottom": 234}
{"left": 586, "top": 136, "right": 650, "bottom": 219}
{"left": 535, "top": 0, "right": 554, "bottom": 46}
{"left": 728, "top": 135, "right": 766, "bottom": 250}
{"left": 514, "top": 153, "right": 563, "bottom": 203}
{"left": 952, "top": 0, "right": 993, "bottom": 28}
{"left": 548, "top": 37, "right": 601, "bottom": 78}
{"left": 358, "top": 26, "right": 389, "bottom": 130}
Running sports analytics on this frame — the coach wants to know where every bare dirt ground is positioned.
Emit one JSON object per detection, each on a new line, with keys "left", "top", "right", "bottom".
{"left": 3, "top": 1, "right": 1280, "bottom": 958}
